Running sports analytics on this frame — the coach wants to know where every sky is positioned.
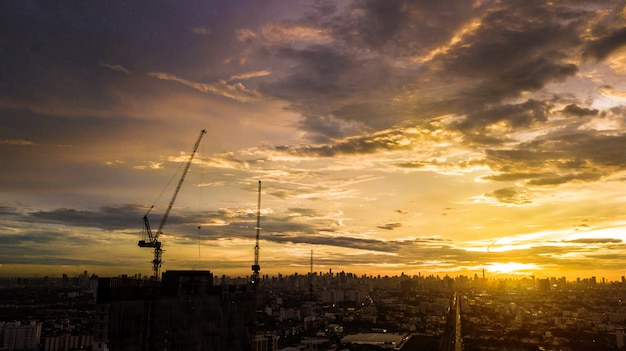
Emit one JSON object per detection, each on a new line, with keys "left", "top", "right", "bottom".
{"left": 2, "top": 0, "right": 626, "bottom": 281}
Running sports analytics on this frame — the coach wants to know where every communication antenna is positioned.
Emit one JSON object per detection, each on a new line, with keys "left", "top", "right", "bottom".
{"left": 198, "top": 226, "right": 201, "bottom": 259}
{"left": 310, "top": 250, "right": 314, "bottom": 301}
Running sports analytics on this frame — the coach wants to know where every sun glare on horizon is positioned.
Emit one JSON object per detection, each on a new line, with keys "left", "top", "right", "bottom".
{"left": 485, "top": 262, "right": 540, "bottom": 275}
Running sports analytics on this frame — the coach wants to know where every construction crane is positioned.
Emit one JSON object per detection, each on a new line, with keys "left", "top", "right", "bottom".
{"left": 251, "top": 180, "right": 261, "bottom": 284}
{"left": 251, "top": 180, "right": 261, "bottom": 351}
{"left": 138, "top": 129, "right": 206, "bottom": 280}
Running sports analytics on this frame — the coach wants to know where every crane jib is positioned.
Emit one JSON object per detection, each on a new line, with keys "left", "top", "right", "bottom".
{"left": 138, "top": 129, "right": 206, "bottom": 280}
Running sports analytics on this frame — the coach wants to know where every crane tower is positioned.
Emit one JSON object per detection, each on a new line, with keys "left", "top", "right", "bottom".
{"left": 138, "top": 129, "right": 206, "bottom": 280}
{"left": 251, "top": 180, "right": 261, "bottom": 351}
{"left": 252, "top": 180, "right": 261, "bottom": 283}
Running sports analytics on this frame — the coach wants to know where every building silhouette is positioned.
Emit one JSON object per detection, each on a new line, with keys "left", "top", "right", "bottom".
{"left": 0, "top": 321, "right": 42, "bottom": 351}
{"left": 93, "top": 270, "right": 253, "bottom": 351}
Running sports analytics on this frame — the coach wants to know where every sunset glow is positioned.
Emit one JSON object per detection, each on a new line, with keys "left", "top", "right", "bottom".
{"left": 2, "top": 1, "right": 626, "bottom": 281}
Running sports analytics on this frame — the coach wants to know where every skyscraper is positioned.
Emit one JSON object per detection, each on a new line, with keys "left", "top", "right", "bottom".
{"left": 94, "top": 270, "right": 253, "bottom": 351}
{"left": 0, "top": 321, "right": 42, "bottom": 351}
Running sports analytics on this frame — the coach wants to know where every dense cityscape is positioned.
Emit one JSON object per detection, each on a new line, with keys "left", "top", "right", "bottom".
{"left": 1, "top": 270, "right": 626, "bottom": 351}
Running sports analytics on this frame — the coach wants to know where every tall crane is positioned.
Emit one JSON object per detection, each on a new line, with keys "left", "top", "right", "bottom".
{"left": 251, "top": 180, "right": 261, "bottom": 351}
{"left": 138, "top": 129, "right": 206, "bottom": 280}
{"left": 251, "top": 180, "right": 261, "bottom": 284}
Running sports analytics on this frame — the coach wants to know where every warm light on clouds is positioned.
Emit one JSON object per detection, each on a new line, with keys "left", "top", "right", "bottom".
{"left": 261, "top": 22, "right": 332, "bottom": 47}
{"left": 485, "top": 262, "right": 540, "bottom": 275}
{"left": 147, "top": 72, "right": 261, "bottom": 102}
{"left": 2, "top": 0, "right": 626, "bottom": 280}
{"left": 417, "top": 18, "right": 483, "bottom": 64}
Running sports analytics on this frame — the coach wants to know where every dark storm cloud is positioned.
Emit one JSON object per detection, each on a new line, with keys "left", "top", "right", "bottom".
{"left": 166, "top": 205, "right": 451, "bottom": 256}
{"left": 168, "top": 207, "right": 328, "bottom": 243}
{"left": 2, "top": 231, "right": 60, "bottom": 245}
{"left": 1, "top": 228, "right": 122, "bottom": 267}
{"left": 484, "top": 132, "right": 626, "bottom": 187}
{"left": 266, "top": 233, "right": 454, "bottom": 257}
{"left": 274, "top": 128, "right": 416, "bottom": 157}
{"left": 268, "top": 233, "right": 390, "bottom": 252}
{"left": 260, "top": 45, "right": 416, "bottom": 137}
{"left": 455, "top": 100, "right": 552, "bottom": 134}
{"left": 257, "top": 0, "right": 478, "bottom": 139}
{"left": 437, "top": 1, "right": 582, "bottom": 107}
{"left": 333, "top": 0, "right": 478, "bottom": 55}
{"left": 250, "top": 0, "right": 619, "bottom": 151}
{"left": 297, "top": 115, "right": 362, "bottom": 143}
{"left": 29, "top": 204, "right": 145, "bottom": 230}
{"left": 584, "top": 27, "right": 626, "bottom": 61}
{"left": 561, "top": 104, "right": 599, "bottom": 117}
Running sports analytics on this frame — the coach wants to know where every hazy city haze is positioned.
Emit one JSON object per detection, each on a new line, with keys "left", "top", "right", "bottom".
{"left": 2, "top": 1, "right": 626, "bottom": 280}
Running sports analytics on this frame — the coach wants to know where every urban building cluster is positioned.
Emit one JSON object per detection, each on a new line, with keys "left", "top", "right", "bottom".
{"left": 460, "top": 275, "right": 626, "bottom": 351}
{"left": 0, "top": 272, "right": 95, "bottom": 351}
{"left": 1, "top": 271, "right": 626, "bottom": 350}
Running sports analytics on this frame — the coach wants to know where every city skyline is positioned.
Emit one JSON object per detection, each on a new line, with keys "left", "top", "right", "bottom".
{"left": 3, "top": 1, "right": 626, "bottom": 280}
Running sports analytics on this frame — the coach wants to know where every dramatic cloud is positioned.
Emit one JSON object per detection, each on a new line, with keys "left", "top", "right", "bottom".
{"left": 2, "top": 0, "right": 626, "bottom": 279}
{"left": 29, "top": 205, "right": 146, "bottom": 231}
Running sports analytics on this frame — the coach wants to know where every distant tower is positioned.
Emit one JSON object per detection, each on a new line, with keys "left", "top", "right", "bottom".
{"left": 482, "top": 268, "right": 485, "bottom": 279}
{"left": 197, "top": 226, "right": 201, "bottom": 258}
{"left": 309, "top": 250, "right": 314, "bottom": 301}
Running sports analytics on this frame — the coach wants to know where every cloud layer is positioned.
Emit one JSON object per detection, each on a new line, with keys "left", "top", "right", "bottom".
{"left": 2, "top": 0, "right": 626, "bottom": 279}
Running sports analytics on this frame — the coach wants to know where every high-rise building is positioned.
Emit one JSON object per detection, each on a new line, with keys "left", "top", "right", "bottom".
{"left": 94, "top": 270, "right": 253, "bottom": 351}
{"left": 0, "top": 321, "right": 42, "bottom": 351}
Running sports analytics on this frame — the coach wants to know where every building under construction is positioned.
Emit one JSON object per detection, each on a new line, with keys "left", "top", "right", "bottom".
{"left": 93, "top": 270, "right": 254, "bottom": 351}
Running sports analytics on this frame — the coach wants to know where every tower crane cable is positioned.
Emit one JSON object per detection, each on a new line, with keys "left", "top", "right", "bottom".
{"left": 141, "top": 160, "right": 185, "bottom": 241}
{"left": 144, "top": 152, "right": 188, "bottom": 218}
{"left": 138, "top": 129, "right": 207, "bottom": 280}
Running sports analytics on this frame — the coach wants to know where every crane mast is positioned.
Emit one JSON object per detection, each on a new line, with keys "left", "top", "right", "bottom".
{"left": 252, "top": 180, "right": 261, "bottom": 280}
{"left": 138, "top": 129, "right": 206, "bottom": 280}
{"left": 251, "top": 180, "right": 261, "bottom": 351}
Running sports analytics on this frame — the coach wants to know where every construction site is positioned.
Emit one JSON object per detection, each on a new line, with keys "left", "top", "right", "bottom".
{"left": 93, "top": 130, "right": 273, "bottom": 351}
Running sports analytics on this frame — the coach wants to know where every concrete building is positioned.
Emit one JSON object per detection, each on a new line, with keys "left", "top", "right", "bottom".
{"left": 43, "top": 335, "right": 92, "bottom": 351}
{"left": 0, "top": 321, "right": 42, "bottom": 351}
{"left": 341, "top": 333, "right": 409, "bottom": 349}
{"left": 94, "top": 270, "right": 254, "bottom": 351}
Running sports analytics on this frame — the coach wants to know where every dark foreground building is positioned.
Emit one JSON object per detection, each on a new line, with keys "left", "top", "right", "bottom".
{"left": 93, "top": 270, "right": 253, "bottom": 351}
